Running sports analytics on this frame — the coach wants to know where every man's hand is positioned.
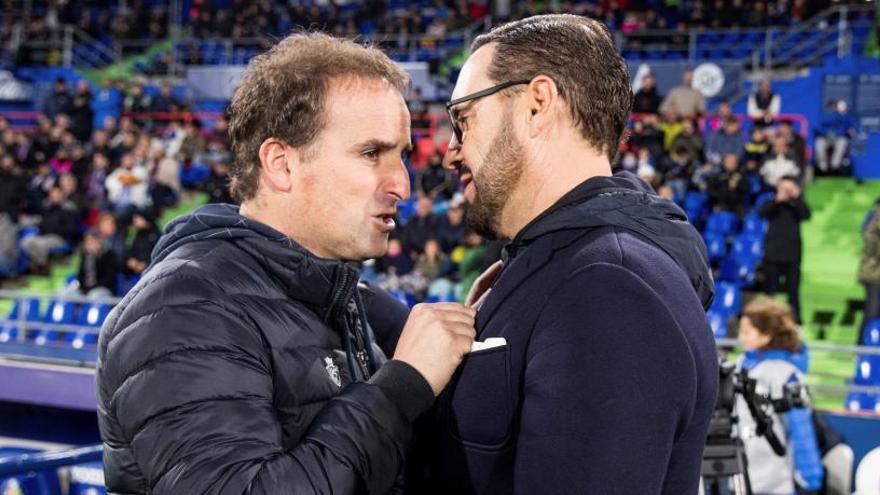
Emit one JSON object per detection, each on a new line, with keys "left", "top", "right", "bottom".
{"left": 393, "top": 303, "right": 476, "bottom": 396}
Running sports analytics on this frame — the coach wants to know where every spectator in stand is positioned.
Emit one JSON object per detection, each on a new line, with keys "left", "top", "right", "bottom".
{"left": 43, "top": 77, "right": 73, "bottom": 119}
{"left": 206, "top": 115, "right": 231, "bottom": 149}
{"left": 760, "top": 176, "right": 811, "bottom": 323}
{"left": 671, "top": 118, "right": 704, "bottom": 162}
{"left": 709, "top": 153, "right": 748, "bottom": 215}
{"left": 25, "top": 162, "right": 57, "bottom": 215}
{"left": 660, "top": 70, "right": 706, "bottom": 118}
{"left": 660, "top": 145, "right": 696, "bottom": 201}
{"left": 179, "top": 120, "right": 206, "bottom": 163}
{"left": 84, "top": 152, "right": 110, "bottom": 208}
{"left": 436, "top": 194, "right": 467, "bottom": 254}
{"left": 416, "top": 152, "right": 455, "bottom": 200}
{"left": 124, "top": 83, "right": 153, "bottom": 125}
{"left": 747, "top": 80, "right": 781, "bottom": 128}
{"left": 58, "top": 172, "right": 85, "bottom": 214}
{"left": 97, "top": 212, "right": 126, "bottom": 263}
{"left": 0, "top": 155, "right": 25, "bottom": 221}
{"left": 377, "top": 236, "right": 414, "bottom": 277}
{"left": 414, "top": 237, "right": 450, "bottom": 284}
{"left": 629, "top": 117, "right": 664, "bottom": 161}
{"left": 815, "top": 100, "right": 856, "bottom": 176}
{"left": 778, "top": 120, "right": 807, "bottom": 171}
{"left": 93, "top": 78, "right": 123, "bottom": 125}
{"left": 105, "top": 152, "right": 150, "bottom": 223}
{"left": 761, "top": 137, "right": 801, "bottom": 188}
{"left": 77, "top": 229, "right": 120, "bottom": 298}
{"left": 70, "top": 81, "right": 94, "bottom": 142}
{"left": 125, "top": 212, "right": 160, "bottom": 277}
{"left": 632, "top": 73, "right": 662, "bottom": 114}
{"left": 402, "top": 194, "right": 439, "bottom": 258}
{"left": 21, "top": 186, "right": 81, "bottom": 274}
{"left": 743, "top": 127, "right": 770, "bottom": 165}
{"left": 204, "top": 161, "right": 235, "bottom": 204}
{"left": 151, "top": 81, "right": 184, "bottom": 113}
{"left": 706, "top": 116, "right": 744, "bottom": 166}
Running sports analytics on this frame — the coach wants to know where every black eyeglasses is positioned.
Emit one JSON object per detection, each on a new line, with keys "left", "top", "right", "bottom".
{"left": 445, "top": 79, "right": 531, "bottom": 144}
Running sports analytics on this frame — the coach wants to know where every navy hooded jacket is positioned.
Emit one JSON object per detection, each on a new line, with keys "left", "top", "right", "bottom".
{"left": 409, "top": 172, "right": 719, "bottom": 494}
{"left": 96, "top": 203, "right": 434, "bottom": 494}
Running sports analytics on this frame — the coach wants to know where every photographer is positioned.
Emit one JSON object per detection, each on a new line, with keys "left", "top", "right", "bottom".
{"left": 736, "top": 297, "right": 824, "bottom": 494}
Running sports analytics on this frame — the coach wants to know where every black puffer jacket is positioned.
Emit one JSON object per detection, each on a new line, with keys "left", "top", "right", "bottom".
{"left": 97, "top": 203, "right": 433, "bottom": 494}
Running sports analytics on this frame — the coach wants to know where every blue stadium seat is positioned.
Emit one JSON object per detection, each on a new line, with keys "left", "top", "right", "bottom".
{"left": 705, "top": 211, "right": 738, "bottom": 237}
{"left": 68, "top": 303, "right": 112, "bottom": 348}
{"left": 853, "top": 355, "right": 880, "bottom": 386}
{"left": 30, "top": 299, "right": 77, "bottom": 345}
{"left": 718, "top": 255, "right": 757, "bottom": 287}
{"left": 703, "top": 232, "right": 727, "bottom": 263}
{"left": 753, "top": 191, "right": 775, "bottom": 210}
{"left": 711, "top": 281, "right": 743, "bottom": 317}
{"left": 707, "top": 310, "right": 727, "bottom": 339}
{"left": 845, "top": 392, "right": 876, "bottom": 412}
{"left": 862, "top": 319, "right": 880, "bottom": 346}
{"left": 742, "top": 212, "right": 768, "bottom": 237}
{"left": 685, "top": 191, "right": 709, "bottom": 212}
{"left": 731, "top": 233, "right": 763, "bottom": 261}
{"left": 0, "top": 297, "right": 41, "bottom": 343}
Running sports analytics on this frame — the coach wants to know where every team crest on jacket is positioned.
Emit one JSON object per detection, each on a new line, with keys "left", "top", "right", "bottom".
{"left": 324, "top": 357, "right": 341, "bottom": 387}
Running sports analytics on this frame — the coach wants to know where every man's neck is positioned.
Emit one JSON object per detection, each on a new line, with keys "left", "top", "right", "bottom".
{"left": 499, "top": 145, "right": 611, "bottom": 239}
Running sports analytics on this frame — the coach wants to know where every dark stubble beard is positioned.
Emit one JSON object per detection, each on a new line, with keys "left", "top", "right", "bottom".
{"left": 466, "top": 112, "right": 526, "bottom": 240}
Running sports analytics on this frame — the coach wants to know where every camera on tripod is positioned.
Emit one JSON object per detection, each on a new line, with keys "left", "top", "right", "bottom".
{"left": 702, "top": 359, "right": 810, "bottom": 495}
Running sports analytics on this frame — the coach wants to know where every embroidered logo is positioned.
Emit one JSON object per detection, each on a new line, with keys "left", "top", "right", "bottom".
{"left": 324, "top": 357, "right": 341, "bottom": 387}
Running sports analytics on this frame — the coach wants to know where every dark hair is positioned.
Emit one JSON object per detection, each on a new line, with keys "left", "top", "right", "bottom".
{"left": 742, "top": 297, "right": 802, "bottom": 353}
{"left": 228, "top": 32, "right": 411, "bottom": 202}
{"left": 471, "top": 14, "right": 632, "bottom": 161}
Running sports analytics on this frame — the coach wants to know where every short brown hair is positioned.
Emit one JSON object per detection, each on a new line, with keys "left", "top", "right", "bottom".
{"left": 471, "top": 14, "right": 633, "bottom": 161}
{"left": 228, "top": 32, "right": 411, "bottom": 202}
{"left": 742, "top": 297, "right": 803, "bottom": 353}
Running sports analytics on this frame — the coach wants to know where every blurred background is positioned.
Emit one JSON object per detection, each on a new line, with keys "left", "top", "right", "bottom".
{"left": 0, "top": 0, "right": 879, "bottom": 493}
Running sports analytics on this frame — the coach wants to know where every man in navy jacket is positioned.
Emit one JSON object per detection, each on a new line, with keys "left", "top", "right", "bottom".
{"left": 410, "top": 15, "right": 719, "bottom": 494}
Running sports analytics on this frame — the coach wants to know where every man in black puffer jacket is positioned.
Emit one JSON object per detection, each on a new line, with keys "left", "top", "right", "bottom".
{"left": 96, "top": 33, "right": 476, "bottom": 494}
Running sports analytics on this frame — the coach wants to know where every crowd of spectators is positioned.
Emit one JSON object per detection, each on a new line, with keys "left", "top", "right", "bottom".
{"left": 0, "top": 76, "right": 233, "bottom": 300}
{"left": 3, "top": 0, "right": 850, "bottom": 70}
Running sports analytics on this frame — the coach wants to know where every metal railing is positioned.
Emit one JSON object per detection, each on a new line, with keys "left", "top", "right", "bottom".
{"left": 614, "top": 4, "right": 874, "bottom": 70}
{"left": 715, "top": 338, "right": 880, "bottom": 411}
{"left": 0, "top": 444, "right": 102, "bottom": 478}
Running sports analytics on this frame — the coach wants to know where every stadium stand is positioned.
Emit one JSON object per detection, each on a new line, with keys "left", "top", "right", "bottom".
{"left": 1, "top": 0, "right": 880, "bottom": 492}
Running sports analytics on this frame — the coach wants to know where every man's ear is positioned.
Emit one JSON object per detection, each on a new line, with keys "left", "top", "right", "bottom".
{"left": 258, "top": 138, "right": 295, "bottom": 193}
{"left": 524, "top": 75, "right": 560, "bottom": 139}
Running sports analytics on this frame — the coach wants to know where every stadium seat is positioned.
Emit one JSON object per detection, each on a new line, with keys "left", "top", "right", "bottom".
{"left": 0, "top": 298, "right": 42, "bottom": 343}
{"left": 718, "top": 255, "right": 757, "bottom": 287}
{"left": 853, "top": 355, "right": 880, "bottom": 386}
{"left": 68, "top": 303, "right": 112, "bottom": 349}
{"left": 731, "top": 233, "right": 763, "bottom": 261}
{"left": 30, "top": 299, "right": 77, "bottom": 345}
{"left": 845, "top": 392, "right": 877, "bottom": 413}
{"left": 703, "top": 232, "right": 727, "bottom": 263}
{"left": 862, "top": 319, "right": 880, "bottom": 346}
{"left": 705, "top": 211, "right": 738, "bottom": 237}
{"left": 742, "top": 212, "right": 768, "bottom": 238}
{"left": 707, "top": 310, "right": 728, "bottom": 339}
{"left": 753, "top": 191, "right": 775, "bottom": 210}
{"left": 396, "top": 199, "right": 416, "bottom": 226}
{"left": 711, "top": 281, "right": 743, "bottom": 317}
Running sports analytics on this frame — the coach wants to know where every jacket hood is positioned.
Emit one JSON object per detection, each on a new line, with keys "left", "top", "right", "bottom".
{"left": 507, "top": 171, "right": 715, "bottom": 309}
{"left": 151, "top": 203, "right": 359, "bottom": 321}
